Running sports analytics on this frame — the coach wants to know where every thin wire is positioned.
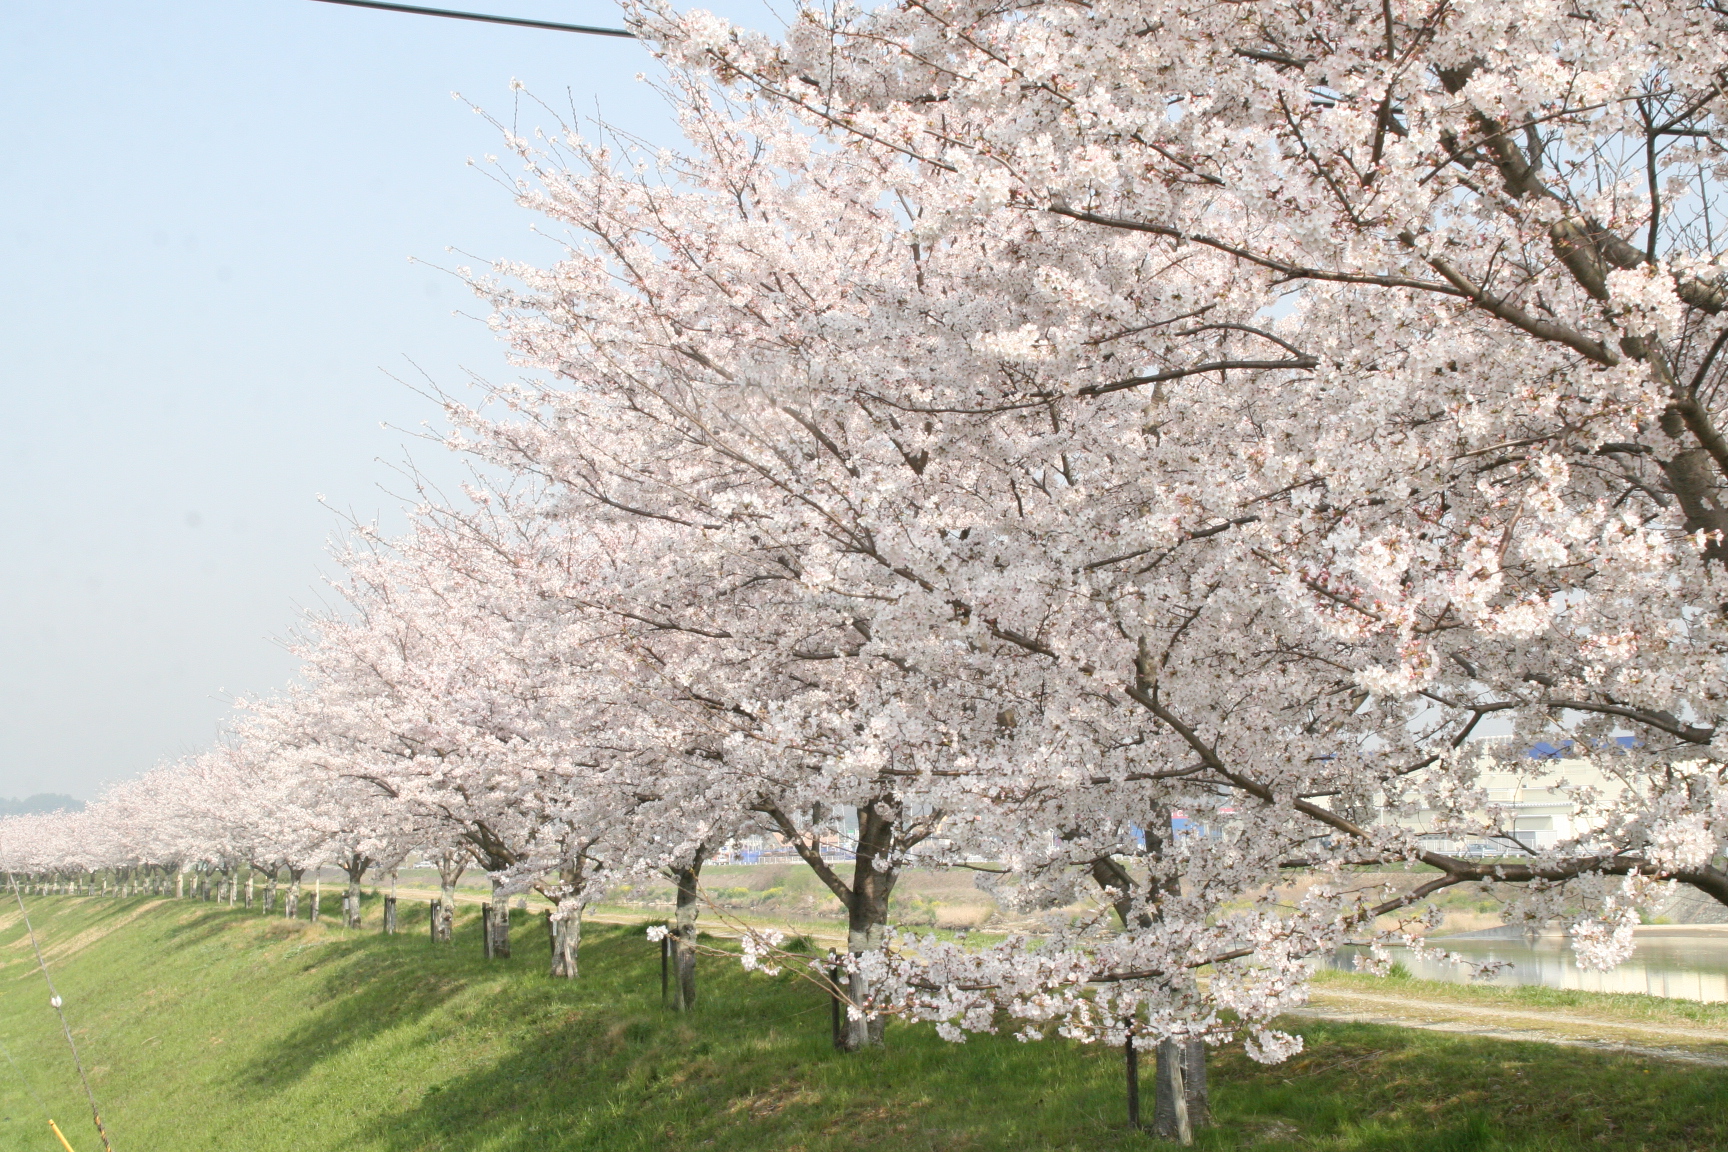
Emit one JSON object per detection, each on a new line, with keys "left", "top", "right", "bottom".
{"left": 306, "top": 0, "right": 636, "bottom": 37}
{"left": 7, "top": 877, "right": 114, "bottom": 1152}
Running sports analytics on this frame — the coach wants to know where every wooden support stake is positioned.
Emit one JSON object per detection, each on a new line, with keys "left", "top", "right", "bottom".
{"left": 830, "top": 965, "right": 844, "bottom": 1050}
{"left": 1126, "top": 1035, "right": 1141, "bottom": 1131}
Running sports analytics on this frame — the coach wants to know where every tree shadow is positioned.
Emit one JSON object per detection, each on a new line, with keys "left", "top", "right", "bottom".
{"left": 348, "top": 924, "right": 1129, "bottom": 1152}
{"left": 231, "top": 908, "right": 496, "bottom": 1093}
{"left": 156, "top": 905, "right": 254, "bottom": 952}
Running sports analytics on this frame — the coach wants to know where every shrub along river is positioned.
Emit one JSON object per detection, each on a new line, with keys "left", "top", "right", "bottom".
{"left": 1331, "top": 925, "right": 1728, "bottom": 1002}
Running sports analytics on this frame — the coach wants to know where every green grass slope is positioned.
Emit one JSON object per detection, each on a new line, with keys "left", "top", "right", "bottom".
{"left": 0, "top": 895, "right": 1724, "bottom": 1151}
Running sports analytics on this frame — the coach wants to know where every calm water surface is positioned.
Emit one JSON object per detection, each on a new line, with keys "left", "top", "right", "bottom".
{"left": 1330, "top": 927, "right": 1728, "bottom": 1002}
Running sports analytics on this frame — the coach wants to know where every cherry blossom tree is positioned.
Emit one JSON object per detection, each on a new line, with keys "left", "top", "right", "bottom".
{"left": 434, "top": 9, "right": 1728, "bottom": 1123}
{"left": 623, "top": 0, "right": 1728, "bottom": 938}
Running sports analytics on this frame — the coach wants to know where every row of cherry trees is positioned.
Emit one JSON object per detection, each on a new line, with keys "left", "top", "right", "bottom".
{"left": 8, "top": 0, "right": 1728, "bottom": 1138}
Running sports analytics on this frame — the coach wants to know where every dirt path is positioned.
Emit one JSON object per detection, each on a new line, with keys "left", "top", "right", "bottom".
{"left": 1294, "top": 986, "right": 1728, "bottom": 1066}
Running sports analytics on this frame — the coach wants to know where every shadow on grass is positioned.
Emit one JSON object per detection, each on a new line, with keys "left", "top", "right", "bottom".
{"left": 157, "top": 905, "right": 257, "bottom": 952}
{"left": 352, "top": 924, "right": 1151, "bottom": 1152}
{"left": 233, "top": 914, "right": 500, "bottom": 1092}
{"left": 195, "top": 916, "right": 1728, "bottom": 1152}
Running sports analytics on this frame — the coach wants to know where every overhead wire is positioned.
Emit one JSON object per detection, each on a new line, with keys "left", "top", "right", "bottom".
{"left": 306, "top": 0, "right": 636, "bottom": 37}
{"left": 7, "top": 878, "right": 113, "bottom": 1152}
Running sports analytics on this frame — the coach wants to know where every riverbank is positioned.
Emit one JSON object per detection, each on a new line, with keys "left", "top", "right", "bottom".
{"left": 4, "top": 895, "right": 1728, "bottom": 1150}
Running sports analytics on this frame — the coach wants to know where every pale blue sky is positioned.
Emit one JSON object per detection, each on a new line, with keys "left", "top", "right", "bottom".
{"left": 0, "top": 0, "right": 765, "bottom": 799}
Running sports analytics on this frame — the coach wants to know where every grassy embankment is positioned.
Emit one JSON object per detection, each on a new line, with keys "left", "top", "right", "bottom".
{"left": 1, "top": 894, "right": 1725, "bottom": 1151}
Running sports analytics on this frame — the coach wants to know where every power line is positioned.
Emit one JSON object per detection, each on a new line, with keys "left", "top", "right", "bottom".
{"left": 307, "top": 0, "right": 636, "bottom": 38}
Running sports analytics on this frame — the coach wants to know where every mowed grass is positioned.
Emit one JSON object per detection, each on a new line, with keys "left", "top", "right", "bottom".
{"left": 0, "top": 896, "right": 1725, "bottom": 1151}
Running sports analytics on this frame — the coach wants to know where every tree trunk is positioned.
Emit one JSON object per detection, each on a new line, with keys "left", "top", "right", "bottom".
{"left": 176, "top": 870, "right": 184, "bottom": 900}
{"left": 285, "top": 867, "right": 303, "bottom": 919}
{"left": 841, "top": 806, "right": 898, "bottom": 1050}
{"left": 245, "top": 872, "right": 254, "bottom": 910}
{"left": 762, "top": 800, "right": 900, "bottom": 1052}
{"left": 434, "top": 856, "right": 464, "bottom": 943}
{"left": 1097, "top": 809, "right": 1211, "bottom": 1141}
{"left": 383, "top": 896, "right": 397, "bottom": 933}
{"left": 310, "top": 875, "right": 321, "bottom": 922}
{"left": 341, "top": 853, "right": 369, "bottom": 929}
{"left": 265, "top": 873, "right": 277, "bottom": 915}
{"left": 486, "top": 883, "right": 511, "bottom": 958}
{"left": 1152, "top": 1039, "right": 1206, "bottom": 1144}
{"left": 549, "top": 909, "right": 581, "bottom": 978}
{"left": 482, "top": 904, "right": 494, "bottom": 959}
{"left": 670, "top": 862, "right": 702, "bottom": 1011}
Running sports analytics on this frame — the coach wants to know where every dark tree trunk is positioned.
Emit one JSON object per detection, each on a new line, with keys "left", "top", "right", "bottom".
{"left": 761, "top": 799, "right": 905, "bottom": 1052}
{"left": 841, "top": 805, "right": 898, "bottom": 1050}
{"left": 1093, "top": 808, "right": 1211, "bottom": 1140}
{"left": 668, "top": 857, "right": 704, "bottom": 1010}
{"left": 383, "top": 896, "right": 397, "bottom": 934}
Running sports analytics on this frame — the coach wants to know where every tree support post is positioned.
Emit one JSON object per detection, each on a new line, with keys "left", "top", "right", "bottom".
{"left": 1126, "top": 1035, "right": 1142, "bottom": 1132}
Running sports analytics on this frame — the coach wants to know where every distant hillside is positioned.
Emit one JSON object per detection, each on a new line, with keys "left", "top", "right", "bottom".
{"left": 0, "top": 793, "right": 82, "bottom": 816}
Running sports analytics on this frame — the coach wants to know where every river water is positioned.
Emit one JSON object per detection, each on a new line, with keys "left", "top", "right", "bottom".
{"left": 1329, "top": 926, "right": 1728, "bottom": 1002}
